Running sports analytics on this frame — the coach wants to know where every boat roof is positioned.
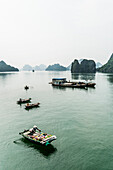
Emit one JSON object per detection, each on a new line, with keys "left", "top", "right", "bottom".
{"left": 52, "top": 78, "right": 66, "bottom": 80}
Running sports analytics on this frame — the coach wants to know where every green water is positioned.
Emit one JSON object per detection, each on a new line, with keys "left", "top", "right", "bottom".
{"left": 0, "top": 71, "right": 113, "bottom": 170}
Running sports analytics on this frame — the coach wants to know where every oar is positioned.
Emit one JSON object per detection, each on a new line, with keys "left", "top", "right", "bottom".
{"left": 13, "top": 138, "right": 21, "bottom": 143}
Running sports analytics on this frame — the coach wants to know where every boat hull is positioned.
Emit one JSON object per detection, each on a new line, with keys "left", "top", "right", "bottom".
{"left": 52, "top": 83, "right": 86, "bottom": 88}
{"left": 17, "top": 98, "right": 31, "bottom": 104}
{"left": 25, "top": 103, "right": 40, "bottom": 109}
{"left": 20, "top": 131, "right": 57, "bottom": 146}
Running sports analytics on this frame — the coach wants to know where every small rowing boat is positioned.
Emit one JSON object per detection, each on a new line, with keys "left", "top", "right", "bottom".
{"left": 25, "top": 103, "right": 40, "bottom": 109}
{"left": 24, "top": 85, "right": 29, "bottom": 90}
{"left": 17, "top": 98, "right": 31, "bottom": 104}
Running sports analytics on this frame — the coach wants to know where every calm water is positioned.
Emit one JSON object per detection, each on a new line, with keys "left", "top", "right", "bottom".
{"left": 0, "top": 71, "right": 113, "bottom": 170}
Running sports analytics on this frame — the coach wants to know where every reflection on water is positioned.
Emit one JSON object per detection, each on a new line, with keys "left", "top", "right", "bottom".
{"left": 0, "top": 72, "right": 16, "bottom": 77}
{"left": 52, "top": 86, "right": 66, "bottom": 91}
{"left": 52, "top": 84, "right": 87, "bottom": 91}
{"left": 14, "top": 138, "right": 57, "bottom": 158}
{"left": 107, "top": 74, "right": 113, "bottom": 83}
{"left": 71, "top": 73, "right": 95, "bottom": 81}
{"left": 71, "top": 73, "right": 79, "bottom": 80}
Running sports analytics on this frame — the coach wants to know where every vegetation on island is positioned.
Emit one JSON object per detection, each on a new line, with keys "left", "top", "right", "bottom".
{"left": 71, "top": 59, "right": 96, "bottom": 73}
{"left": 97, "top": 54, "right": 113, "bottom": 73}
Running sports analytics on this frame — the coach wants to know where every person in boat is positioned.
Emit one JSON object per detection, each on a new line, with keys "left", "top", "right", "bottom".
{"left": 19, "top": 98, "right": 22, "bottom": 102}
{"left": 28, "top": 128, "right": 35, "bottom": 135}
{"left": 33, "top": 125, "right": 41, "bottom": 133}
{"left": 28, "top": 126, "right": 41, "bottom": 135}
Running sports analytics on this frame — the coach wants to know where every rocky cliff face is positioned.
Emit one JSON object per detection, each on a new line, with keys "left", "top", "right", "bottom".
{"left": 0, "top": 61, "right": 19, "bottom": 72}
{"left": 97, "top": 54, "right": 113, "bottom": 73}
{"left": 71, "top": 60, "right": 80, "bottom": 73}
{"left": 71, "top": 59, "right": 96, "bottom": 73}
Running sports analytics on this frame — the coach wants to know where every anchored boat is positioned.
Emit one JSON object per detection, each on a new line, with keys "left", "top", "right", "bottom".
{"left": 19, "top": 125, "right": 57, "bottom": 146}
{"left": 50, "top": 78, "right": 96, "bottom": 88}
{"left": 50, "top": 78, "right": 86, "bottom": 88}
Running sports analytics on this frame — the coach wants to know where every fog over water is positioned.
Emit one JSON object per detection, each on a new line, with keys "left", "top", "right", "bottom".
{"left": 0, "top": 0, "right": 113, "bottom": 68}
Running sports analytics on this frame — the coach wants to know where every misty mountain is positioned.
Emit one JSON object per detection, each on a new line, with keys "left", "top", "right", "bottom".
{"left": 22, "top": 65, "right": 33, "bottom": 71}
{"left": 22, "top": 64, "right": 47, "bottom": 71}
{"left": 0, "top": 60, "right": 19, "bottom": 72}
{"left": 46, "top": 64, "right": 67, "bottom": 71}
{"left": 96, "top": 62, "right": 102, "bottom": 68}
{"left": 34, "top": 64, "right": 47, "bottom": 71}
{"left": 66, "top": 64, "right": 71, "bottom": 70}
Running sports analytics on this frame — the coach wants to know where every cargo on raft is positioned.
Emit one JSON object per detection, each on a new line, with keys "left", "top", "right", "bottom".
{"left": 49, "top": 78, "right": 96, "bottom": 88}
{"left": 19, "top": 125, "right": 57, "bottom": 146}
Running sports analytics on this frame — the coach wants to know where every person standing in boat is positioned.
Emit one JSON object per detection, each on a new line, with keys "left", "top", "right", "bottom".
{"left": 19, "top": 98, "right": 22, "bottom": 102}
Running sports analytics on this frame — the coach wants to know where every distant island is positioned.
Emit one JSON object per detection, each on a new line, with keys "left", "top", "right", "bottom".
{"left": 71, "top": 59, "right": 96, "bottom": 73}
{"left": 0, "top": 61, "right": 19, "bottom": 72}
{"left": 22, "top": 60, "right": 102, "bottom": 72}
{"left": 46, "top": 64, "right": 67, "bottom": 71}
{"left": 97, "top": 53, "right": 113, "bottom": 73}
{"left": 66, "top": 64, "right": 71, "bottom": 71}
{"left": 22, "top": 64, "right": 47, "bottom": 71}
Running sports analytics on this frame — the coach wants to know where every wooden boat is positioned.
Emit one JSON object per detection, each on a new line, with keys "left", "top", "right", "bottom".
{"left": 17, "top": 98, "right": 31, "bottom": 104}
{"left": 52, "top": 83, "right": 86, "bottom": 88}
{"left": 24, "top": 86, "right": 29, "bottom": 90}
{"left": 25, "top": 103, "right": 40, "bottom": 109}
{"left": 70, "top": 81, "right": 96, "bottom": 88}
{"left": 19, "top": 126, "right": 57, "bottom": 146}
{"left": 86, "top": 83, "right": 96, "bottom": 87}
{"left": 50, "top": 78, "right": 96, "bottom": 88}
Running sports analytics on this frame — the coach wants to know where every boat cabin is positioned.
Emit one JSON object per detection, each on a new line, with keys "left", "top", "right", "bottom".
{"left": 52, "top": 78, "right": 66, "bottom": 85}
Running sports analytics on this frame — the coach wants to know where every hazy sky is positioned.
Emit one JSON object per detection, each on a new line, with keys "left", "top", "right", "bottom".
{"left": 0, "top": 0, "right": 113, "bottom": 68}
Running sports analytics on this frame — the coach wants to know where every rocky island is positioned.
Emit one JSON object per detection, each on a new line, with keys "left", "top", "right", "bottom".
{"left": 46, "top": 64, "right": 67, "bottom": 71}
{"left": 71, "top": 59, "right": 96, "bottom": 73}
{"left": 0, "top": 61, "right": 19, "bottom": 72}
{"left": 97, "top": 54, "right": 113, "bottom": 73}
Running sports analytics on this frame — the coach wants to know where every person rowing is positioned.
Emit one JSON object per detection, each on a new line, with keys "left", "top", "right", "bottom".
{"left": 33, "top": 125, "right": 41, "bottom": 133}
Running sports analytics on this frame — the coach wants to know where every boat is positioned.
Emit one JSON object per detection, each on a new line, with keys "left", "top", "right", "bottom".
{"left": 24, "top": 85, "right": 29, "bottom": 90}
{"left": 25, "top": 103, "right": 40, "bottom": 109}
{"left": 86, "top": 82, "right": 96, "bottom": 87}
{"left": 51, "top": 78, "right": 86, "bottom": 88}
{"left": 50, "top": 78, "right": 96, "bottom": 88}
{"left": 19, "top": 125, "right": 57, "bottom": 146}
{"left": 17, "top": 98, "right": 31, "bottom": 104}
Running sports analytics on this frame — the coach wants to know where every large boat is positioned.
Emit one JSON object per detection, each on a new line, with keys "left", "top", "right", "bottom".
{"left": 50, "top": 78, "right": 86, "bottom": 88}
{"left": 17, "top": 98, "right": 31, "bottom": 104}
{"left": 19, "top": 125, "right": 57, "bottom": 146}
{"left": 25, "top": 103, "right": 40, "bottom": 109}
{"left": 50, "top": 78, "right": 96, "bottom": 88}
